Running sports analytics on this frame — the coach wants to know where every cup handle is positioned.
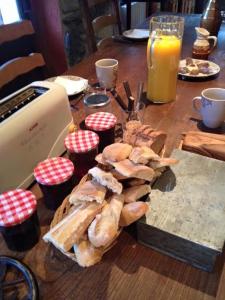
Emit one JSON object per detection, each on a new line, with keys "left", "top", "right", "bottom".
{"left": 208, "top": 36, "right": 217, "bottom": 52}
{"left": 192, "top": 97, "right": 202, "bottom": 113}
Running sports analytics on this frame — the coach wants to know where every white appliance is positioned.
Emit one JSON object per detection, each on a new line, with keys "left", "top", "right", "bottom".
{"left": 0, "top": 81, "right": 74, "bottom": 193}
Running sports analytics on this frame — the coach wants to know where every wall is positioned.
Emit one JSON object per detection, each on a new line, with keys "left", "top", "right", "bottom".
{"left": 30, "top": 0, "right": 67, "bottom": 76}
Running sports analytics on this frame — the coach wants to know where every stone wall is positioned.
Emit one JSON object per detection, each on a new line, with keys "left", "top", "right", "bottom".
{"left": 59, "top": 0, "right": 111, "bottom": 67}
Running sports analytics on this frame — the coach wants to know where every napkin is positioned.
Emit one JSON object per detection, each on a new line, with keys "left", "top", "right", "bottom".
{"left": 182, "top": 131, "right": 225, "bottom": 161}
{"left": 54, "top": 76, "right": 88, "bottom": 95}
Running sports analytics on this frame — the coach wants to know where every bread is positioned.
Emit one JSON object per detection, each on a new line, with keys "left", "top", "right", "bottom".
{"left": 69, "top": 180, "right": 106, "bottom": 204}
{"left": 112, "top": 159, "right": 155, "bottom": 182}
{"left": 149, "top": 158, "right": 178, "bottom": 169}
{"left": 110, "top": 169, "right": 128, "bottom": 181}
{"left": 123, "top": 121, "right": 166, "bottom": 155}
{"left": 88, "top": 167, "right": 122, "bottom": 194}
{"left": 43, "top": 202, "right": 103, "bottom": 252}
{"left": 88, "top": 194, "right": 124, "bottom": 247}
{"left": 129, "top": 146, "right": 159, "bottom": 164}
{"left": 102, "top": 143, "right": 133, "bottom": 162}
{"left": 74, "top": 238, "right": 103, "bottom": 267}
{"left": 119, "top": 201, "right": 149, "bottom": 227}
{"left": 124, "top": 178, "right": 146, "bottom": 187}
{"left": 123, "top": 184, "right": 151, "bottom": 203}
{"left": 95, "top": 153, "right": 109, "bottom": 166}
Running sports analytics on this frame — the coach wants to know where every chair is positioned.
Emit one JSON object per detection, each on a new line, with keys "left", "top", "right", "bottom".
{"left": 0, "top": 20, "right": 46, "bottom": 99}
{"left": 79, "top": 0, "right": 122, "bottom": 53}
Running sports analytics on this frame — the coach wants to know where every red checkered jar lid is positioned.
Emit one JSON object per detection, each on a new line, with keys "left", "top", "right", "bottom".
{"left": 64, "top": 130, "right": 99, "bottom": 153}
{"left": 0, "top": 189, "right": 37, "bottom": 227}
{"left": 85, "top": 112, "right": 117, "bottom": 131}
{"left": 34, "top": 157, "right": 74, "bottom": 186}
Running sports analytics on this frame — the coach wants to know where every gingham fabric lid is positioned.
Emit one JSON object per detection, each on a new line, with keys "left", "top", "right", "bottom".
{"left": 34, "top": 157, "right": 74, "bottom": 186}
{"left": 0, "top": 189, "right": 37, "bottom": 227}
{"left": 64, "top": 130, "right": 99, "bottom": 153}
{"left": 85, "top": 112, "right": 117, "bottom": 131}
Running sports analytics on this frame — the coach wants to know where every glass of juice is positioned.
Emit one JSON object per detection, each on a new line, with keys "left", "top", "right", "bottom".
{"left": 147, "top": 15, "right": 184, "bottom": 103}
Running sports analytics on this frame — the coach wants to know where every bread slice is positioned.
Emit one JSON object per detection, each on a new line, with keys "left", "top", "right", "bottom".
{"left": 69, "top": 180, "right": 106, "bottom": 204}
{"left": 102, "top": 143, "right": 133, "bottom": 163}
{"left": 88, "top": 194, "right": 124, "bottom": 247}
{"left": 119, "top": 201, "right": 149, "bottom": 227}
{"left": 149, "top": 157, "right": 178, "bottom": 169}
{"left": 129, "top": 146, "right": 159, "bottom": 164}
{"left": 43, "top": 202, "right": 103, "bottom": 252}
{"left": 123, "top": 184, "right": 151, "bottom": 203}
{"left": 88, "top": 167, "right": 123, "bottom": 194}
{"left": 112, "top": 159, "right": 155, "bottom": 182}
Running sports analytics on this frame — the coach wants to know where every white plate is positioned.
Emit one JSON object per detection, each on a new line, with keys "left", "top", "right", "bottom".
{"left": 46, "top": 75, "right": 89, "bottom": 96}
{"left": 123, "top": 29, "right": 149, "bottom": 40}
{"left": 178, "top": 59, "right": 220, "bottom": 80}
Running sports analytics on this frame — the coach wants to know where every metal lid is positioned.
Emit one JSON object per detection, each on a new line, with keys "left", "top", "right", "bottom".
{"left": 64, "top": 130, "right": 99, "bottom": 153}
{"left": 85, "top": 112, "right": 117, "bottom": 131}
{"left": 0, "top": 189, "right": 37, "bottom": 227}
{"left": 83, "top": 93, "right": 110, "bottom": 108}
{"left": 34, "top": 157, "right": 74, "bottom": 186}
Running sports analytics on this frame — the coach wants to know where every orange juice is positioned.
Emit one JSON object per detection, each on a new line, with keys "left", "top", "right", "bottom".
{"left": 147, "top": 35, "right": 181, "bottom": 103}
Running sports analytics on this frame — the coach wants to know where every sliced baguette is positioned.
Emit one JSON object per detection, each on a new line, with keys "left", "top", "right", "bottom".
{"left": 69, "top": 180, "right": 106, "bottom": 204}
{"left": 88, "top": 194, "right": 124, "bottom": 247}
{"left": 43, "top": 202, "right": 103, "bottom": 252}
{"left": 112, "top": 159, "right": 155, "bottom": 182}
{"left": 88, "top": 167, "right": 122, "bottom": 194}
{"left": 119, "top": 201, "right": 149, "bottom": 227}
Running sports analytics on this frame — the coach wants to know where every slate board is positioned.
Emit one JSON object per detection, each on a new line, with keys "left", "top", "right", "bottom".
{"left": 137, "top": 149, "right": 225, "bottom": 272}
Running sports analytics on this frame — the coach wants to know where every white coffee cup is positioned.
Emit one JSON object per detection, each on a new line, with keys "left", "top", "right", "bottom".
{"left": 192, "top": 88, "right": 225, "bottom": 128}
{"left": 95, "top": 58, "right": 118, "bottom": 89}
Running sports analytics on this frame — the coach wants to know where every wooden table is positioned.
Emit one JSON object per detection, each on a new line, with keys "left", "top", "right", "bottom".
{"left": 1, "top": 15, "right": 225, "bottom": 300}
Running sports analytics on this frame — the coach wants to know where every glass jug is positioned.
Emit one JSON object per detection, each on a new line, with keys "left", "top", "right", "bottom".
{"left": 147, "top": 16, "right": 184, "bottom": 103}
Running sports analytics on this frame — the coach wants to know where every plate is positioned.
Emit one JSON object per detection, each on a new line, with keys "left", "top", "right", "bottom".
{"left": 122, "top": 29, "right": 149, "bottom": 40}
{"left": 178, "top": 59, "right": 220, "bottom": 81}
{"left": 46, "top": 75, "right": 89, "bottom": 96}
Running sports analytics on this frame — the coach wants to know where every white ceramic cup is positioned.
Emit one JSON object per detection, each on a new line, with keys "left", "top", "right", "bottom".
{"left": 95, "top": 58, "right": 118, "bottom": 89}
{"left": 192, "top": 88, "right": 225, "bottom": 128}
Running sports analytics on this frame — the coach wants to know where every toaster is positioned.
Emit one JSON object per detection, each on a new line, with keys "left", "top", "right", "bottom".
{"left": 0, "top": 81, "right": 74, "bottom": 193}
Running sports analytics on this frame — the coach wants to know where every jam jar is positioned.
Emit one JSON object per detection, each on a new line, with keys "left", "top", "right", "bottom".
{"left": 34, "top": 157, "right": 75, "bottom": 210}
{"left": 0, "top": 189, "right": 40, "bottom": 251}
{"left": 64, "top": 130, "right": 99, "bottom": 180}
{"left": 85, "top": 112, "right": 117, "bottom": 152}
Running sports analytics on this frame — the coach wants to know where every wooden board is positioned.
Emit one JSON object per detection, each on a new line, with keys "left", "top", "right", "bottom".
{"left": 137, "top": 149, "right": 225, "bottom": 272}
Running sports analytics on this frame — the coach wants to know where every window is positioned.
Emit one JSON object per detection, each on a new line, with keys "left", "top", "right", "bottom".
{"left": 0, "top": 0, "right": 20, "bottom": 25}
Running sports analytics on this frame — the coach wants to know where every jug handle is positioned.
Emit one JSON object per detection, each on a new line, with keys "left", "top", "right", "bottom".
{"left": 147, "top": 33, "right": 156, "bottom": 68}
{"left": 208, "top": 36, "right": 217, "bottom": 52}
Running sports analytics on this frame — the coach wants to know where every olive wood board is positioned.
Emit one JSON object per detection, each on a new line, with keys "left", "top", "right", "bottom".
{"left": 137, "top": 149, "right": 225, "bottom": 272}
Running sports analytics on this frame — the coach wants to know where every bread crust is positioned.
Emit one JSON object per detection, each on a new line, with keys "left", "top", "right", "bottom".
{"left": 112, "top": 159, "right": 155, "bottom": 182}
{"left": 43, "top": 202, "right": 103, "bottom": 252}
{"left": 119, "top": 201, "right": 149, "bottom": 227}
{"left": 123, "top": 184, "right": 151, "bottom": 203}
{"left": 69, "top": 180, "right": 106, "bottom": 204}
{"left": 88, "top": 194, "right": 124, "bottom": 247}
{"left": 88, "top": 167, "right": 122, "bottom": 194}
{"left": 102, "top": 143, "right": 133, "bottom": 162}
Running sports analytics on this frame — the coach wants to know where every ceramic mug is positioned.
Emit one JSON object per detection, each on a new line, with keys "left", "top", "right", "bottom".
{"left": 192, "top": 88, "right": 225, "bottom": 128}
{"left": 95, "top": 58, "right": 118, "bottom": 89}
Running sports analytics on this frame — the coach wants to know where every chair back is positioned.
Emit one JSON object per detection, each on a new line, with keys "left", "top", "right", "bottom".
{"left": 165, "top": 0, "right": 195, "bottom": 14}
{"left": 80, "top": 0, "right": 122, "bottom": 53}
{"left": 0, "top": 20, "right": 46, "bottom": 98}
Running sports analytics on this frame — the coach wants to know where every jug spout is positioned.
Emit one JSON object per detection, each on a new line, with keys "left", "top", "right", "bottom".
{"left": 195, "top": 27, "right": 210, "bottom": 38}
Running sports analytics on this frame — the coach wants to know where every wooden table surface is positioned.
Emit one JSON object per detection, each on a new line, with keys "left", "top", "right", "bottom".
{"left": 1, "top": 15, "right": 225, "bottom": 300}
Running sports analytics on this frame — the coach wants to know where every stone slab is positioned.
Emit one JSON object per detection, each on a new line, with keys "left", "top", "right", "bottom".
{"left": 137, "top": 149, "right": 225, "bottom": 271}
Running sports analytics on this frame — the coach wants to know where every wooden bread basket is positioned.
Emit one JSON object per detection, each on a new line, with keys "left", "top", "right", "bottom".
{"left": 50, "top": 174, "right": 121, "bottom": 263}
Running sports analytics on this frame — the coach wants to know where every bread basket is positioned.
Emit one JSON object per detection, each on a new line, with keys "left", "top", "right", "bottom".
{"left": 50, "top": 174, "right": 121, "bottom": 262}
